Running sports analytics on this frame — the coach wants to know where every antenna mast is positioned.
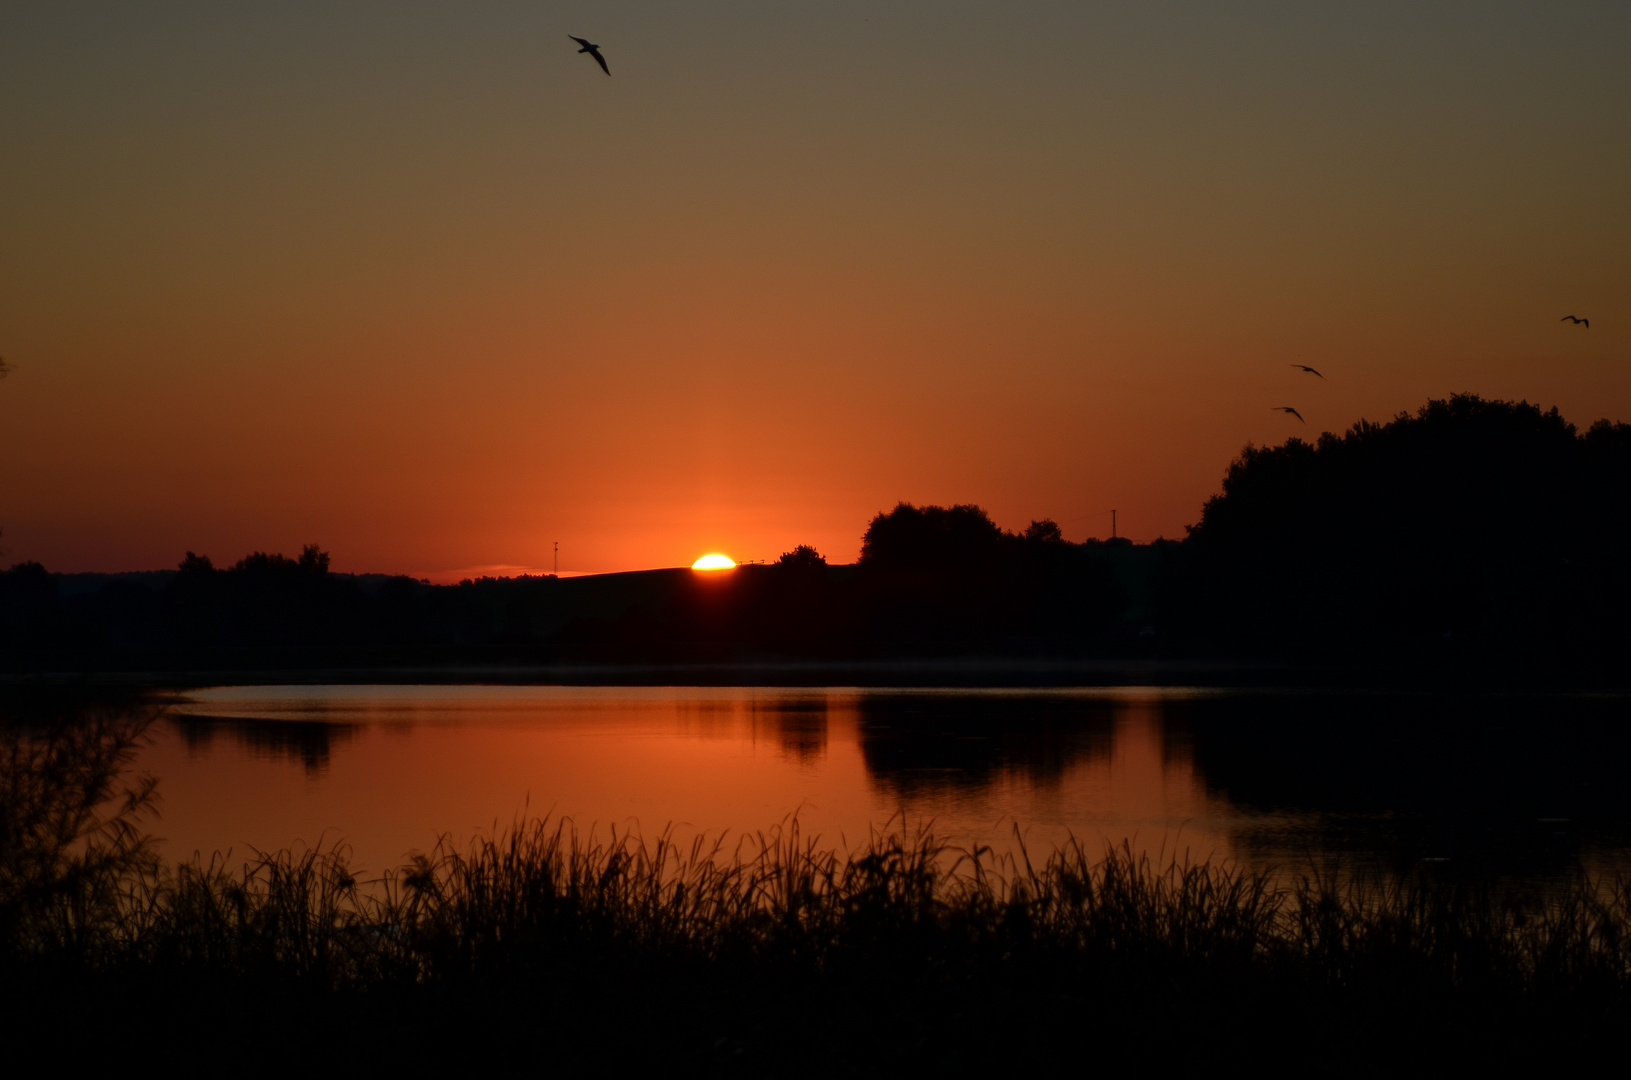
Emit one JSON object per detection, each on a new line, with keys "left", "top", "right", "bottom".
{"left": 553, "top": 541, "right": 559, "bottom": 576}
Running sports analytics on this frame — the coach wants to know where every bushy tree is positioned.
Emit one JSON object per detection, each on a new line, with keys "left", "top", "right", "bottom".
{"left": 860, "top": 503, "right": 1006, "bottom": 572}
{"left": 855, "top": 503, "right": 1120, "bottom": 645}
{"left": 1023, "top": 519, "right": 1065, "bottom": 544}
{"left": 776, "top": 545, "right": 827, "bottom": 570}
{"left": 1181, "top": 394, "right": 1631, "bottom": 655}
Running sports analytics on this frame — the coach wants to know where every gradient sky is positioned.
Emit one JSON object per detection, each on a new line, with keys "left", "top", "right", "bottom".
{"left": 2, "top": 2, "right": 1627, "bottom": 577}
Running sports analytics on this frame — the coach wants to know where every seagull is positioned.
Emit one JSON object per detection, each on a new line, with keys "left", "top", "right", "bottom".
{"left": 1272, "top": 406, "right": 1305, "bottom": 423}
{"left": 1560, "top": 315, "right": 1589, "bottom": 328}
{"left": 569, "top": 35, "right": 610, "bottom": 76}
{"left": 1290, "top": 364, "right": 1325, "bottom": 379}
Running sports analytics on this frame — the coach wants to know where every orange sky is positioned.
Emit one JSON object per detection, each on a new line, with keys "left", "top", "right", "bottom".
{"left": 2, "top": 2, "right": 1627, "bottom": 576}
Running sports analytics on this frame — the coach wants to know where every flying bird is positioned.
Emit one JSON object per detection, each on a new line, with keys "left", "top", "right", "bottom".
{"left": 1272, "top": 406, "right": 1305, "bottom": 423}
{"left": 1561, "top": 315, "right": 1589, "bottom": 328}
{"left": 1290, "top": 364, "right": 1325, "bottom": 379}
{"left": 569, "top": 35, "right": 610, "bottom": 76}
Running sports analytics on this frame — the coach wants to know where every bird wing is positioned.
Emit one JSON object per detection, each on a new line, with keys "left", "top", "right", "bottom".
{"left": 568, "top": 35, "right": 589, "bottom": 46}
{"left": 592, "top": 49, "right": 610, "bottom": 75}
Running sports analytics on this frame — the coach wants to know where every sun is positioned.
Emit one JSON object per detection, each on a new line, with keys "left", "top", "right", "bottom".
{"left": 691, "top": 553, "right": 736, "bottom": 570}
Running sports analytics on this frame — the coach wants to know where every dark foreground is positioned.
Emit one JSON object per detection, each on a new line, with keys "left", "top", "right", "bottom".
{"left": 4, "top": 699, "right": 1630, "bottom": 1074}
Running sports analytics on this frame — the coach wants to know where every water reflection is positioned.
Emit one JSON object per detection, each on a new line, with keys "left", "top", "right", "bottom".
{"left": 172, "top": 714, "right": 359, "bottom": 775}
{"left": 140, "top": 685, "right": 1631, "bottom": 883}
{"left": 1171, "top": 691, "right": 1631, "bottom": 880}
{"left": 151, "top": 687, "right": 1250, "bottom": 871}
{"left": 754, "top": 696, "right": 828, "bottom": 765}
{"left": 855, "top": 692, "right": 1118, "bottom": 796}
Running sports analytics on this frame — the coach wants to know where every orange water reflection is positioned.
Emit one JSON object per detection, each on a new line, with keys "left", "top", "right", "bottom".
{"left": 151, "top": 686, "right": 1272, "bottom": 874}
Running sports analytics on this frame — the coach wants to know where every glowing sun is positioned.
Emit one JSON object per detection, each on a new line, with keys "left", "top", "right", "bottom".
{"left": 691, "top": 553, "right": 736, "bottom": 570}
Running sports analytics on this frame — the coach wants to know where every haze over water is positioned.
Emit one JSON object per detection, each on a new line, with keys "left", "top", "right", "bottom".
{"left": 151, "top": 685, "right": 1631, "bottom": 882}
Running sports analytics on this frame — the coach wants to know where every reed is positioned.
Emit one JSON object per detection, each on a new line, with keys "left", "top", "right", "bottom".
{"left": 6, "top": 815, "right": 1624, "bottom": 1070}
{"left": 9, "top": 813, "right": 1631, "bottom": 1005}
{"left": 4, "top": 702, "right": 1629, "bottom": 1068}
{"left": 0, "top": 696, "right": 162, "bottom": 960}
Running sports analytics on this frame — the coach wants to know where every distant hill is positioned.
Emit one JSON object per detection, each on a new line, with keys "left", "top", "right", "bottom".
{"left": 0, "top": 519, "right": 1154, "bottom": 672}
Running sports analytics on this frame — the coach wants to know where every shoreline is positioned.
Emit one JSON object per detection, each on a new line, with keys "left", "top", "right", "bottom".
{"left": 4, "top": 655, "right": 1628, "bottom": 693}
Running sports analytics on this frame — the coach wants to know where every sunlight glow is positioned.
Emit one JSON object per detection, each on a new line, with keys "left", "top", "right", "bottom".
{"left": 691, "top": 553, "right": 736, "bottom": 570}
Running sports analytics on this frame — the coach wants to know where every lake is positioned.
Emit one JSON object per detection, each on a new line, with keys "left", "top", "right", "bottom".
{"left": 149, "top": 684, "right": 1631, "bottom": 882}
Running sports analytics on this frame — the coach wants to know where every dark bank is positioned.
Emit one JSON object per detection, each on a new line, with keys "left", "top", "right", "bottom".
{"left": 3, "top": 395, "right": 1629, "bottom": 687}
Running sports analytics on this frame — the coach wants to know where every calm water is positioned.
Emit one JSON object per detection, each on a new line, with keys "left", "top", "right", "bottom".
{"left": 149, "top": 684, "right": 1631, "bottom": 881}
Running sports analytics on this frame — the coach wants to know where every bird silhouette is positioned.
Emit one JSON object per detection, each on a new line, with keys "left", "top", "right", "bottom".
{"left": 1272, "top": 406, "right": 1305, "bottom": 423}
{"left": 1561, "top": 315, "right": 1589, "bottom": 328}
{"left": 569, "top": 35, "right": 610, "bottom": 76}
{"left": 1290, "top": 364, "right": 1325, "bottom": 379}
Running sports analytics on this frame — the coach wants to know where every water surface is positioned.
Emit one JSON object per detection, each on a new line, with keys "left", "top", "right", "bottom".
{"left": 151, "top": 684, "right": 1631, "bottom": 881}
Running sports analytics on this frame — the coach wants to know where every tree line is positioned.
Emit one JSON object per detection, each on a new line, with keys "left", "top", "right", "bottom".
{"left": 1, "top": 395, "right": 1626, "bottom": 674}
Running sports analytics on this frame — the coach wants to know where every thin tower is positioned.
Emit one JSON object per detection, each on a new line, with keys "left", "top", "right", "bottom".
{"left": 553, "top": 541, "right": 558, "bottom": 576}
{"left": 1111, "top": 510, "right": 1117, "bottom": 540}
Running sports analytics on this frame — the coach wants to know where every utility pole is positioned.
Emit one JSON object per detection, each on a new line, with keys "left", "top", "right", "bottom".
{"left": 1111, "top": 510, "right": 1117, "bottom": 540}
{"left": 553, "top": 541, "right": 558, "bottom": 576}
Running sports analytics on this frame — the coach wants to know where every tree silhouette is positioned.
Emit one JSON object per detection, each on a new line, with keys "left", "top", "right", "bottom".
{"left": 860, "top": 503, "right": 1006, "bottom": 572}
{"left": 297, "top": 544, "right": 330, "bottom": 575}
{"left": 1024, "top": 519, "right": 1065, "bottom": 544}
{"left": 1181, "top": 394, "right": 1631, "bottom": 656}
{"left": 776, "top": 545, "right": 827, "bottom": 570}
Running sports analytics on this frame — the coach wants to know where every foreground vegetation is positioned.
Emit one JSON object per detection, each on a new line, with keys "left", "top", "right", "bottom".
{"left": 3, "top": 696, "right": 1630, "bottom": 1072}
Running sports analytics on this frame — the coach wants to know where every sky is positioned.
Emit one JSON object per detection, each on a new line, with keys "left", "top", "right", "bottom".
{"left": 1, "top": 1, "right": 1627, "bottom": 577}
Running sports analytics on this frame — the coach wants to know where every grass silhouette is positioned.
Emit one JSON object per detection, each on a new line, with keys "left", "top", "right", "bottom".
{"left": 7, "top": 815, "right": 1631, "bottom": 1069}
{"left": 5, "top": 696, "right": 1631, "bottom": 1071}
